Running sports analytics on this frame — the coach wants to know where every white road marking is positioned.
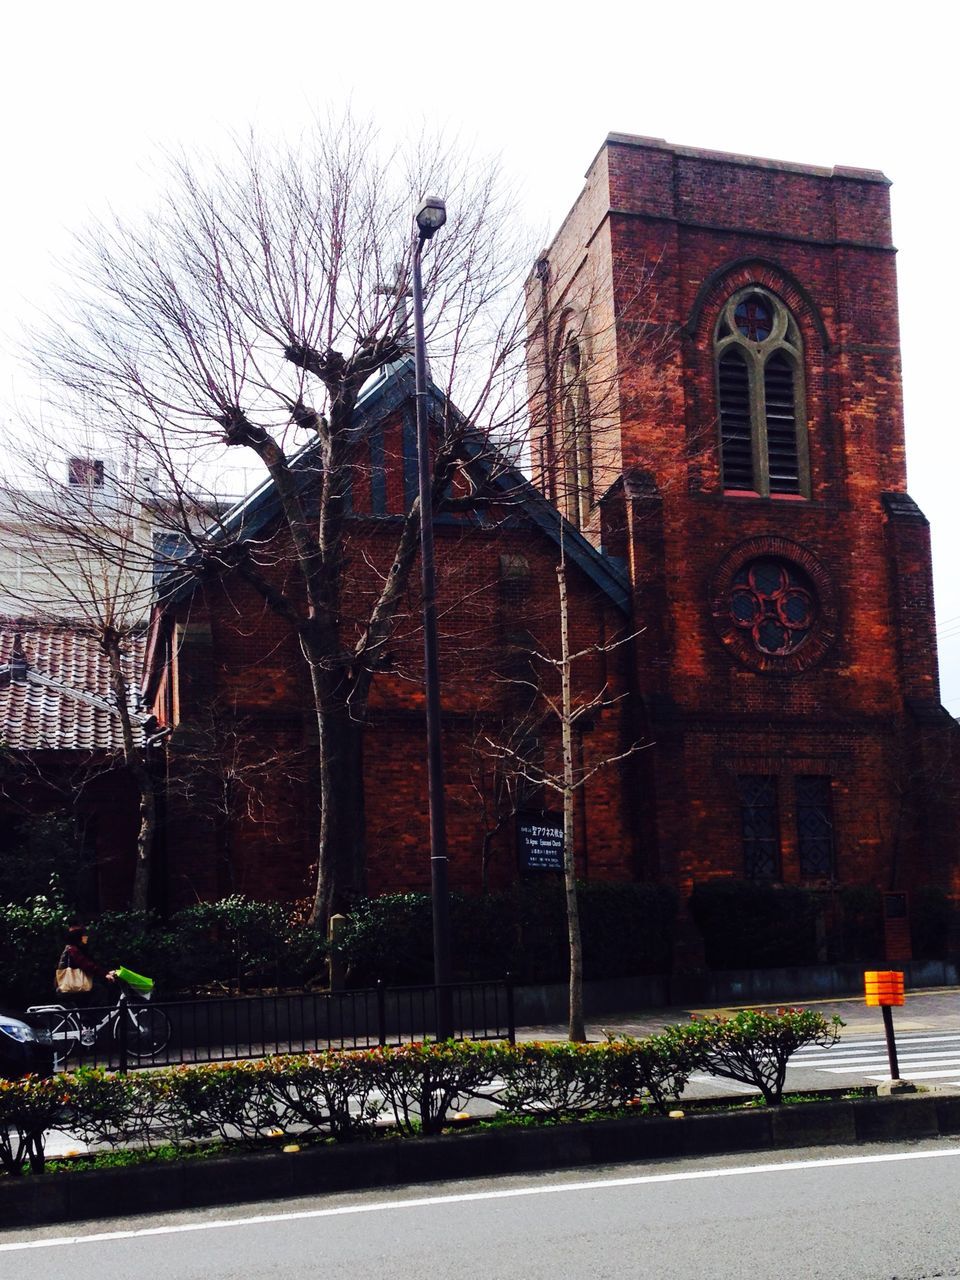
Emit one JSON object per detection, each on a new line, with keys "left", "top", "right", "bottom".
{"left": 4, "top": 1147, "right": 960, "bottom": 1253}
{"left": 798, "top": 1054, "right": 960, "bottom": 1068}
{"left": 822, "top": 1061, "right": 960, "bottom": 1075}
{"left": 687, "top": 1074, "right": 758, "bottom": 1093}
{"left": 795, "top": 1034, "right": 960, "bottom": 1052}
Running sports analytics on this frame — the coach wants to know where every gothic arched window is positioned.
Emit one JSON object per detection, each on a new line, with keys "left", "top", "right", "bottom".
{"left": 715, "top": 287, "right": 808, "bottom": 497}
{"left": 560, "top": 334, "right": 593, "bottom": 528}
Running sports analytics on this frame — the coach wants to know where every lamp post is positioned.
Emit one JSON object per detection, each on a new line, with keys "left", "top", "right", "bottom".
{"left": 412, "top": 194, "right": 453, "bottom": 1039}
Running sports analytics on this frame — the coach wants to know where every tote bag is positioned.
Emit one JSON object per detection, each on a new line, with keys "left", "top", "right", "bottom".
{"left": 56, "top": 966, "right": 93, "bottom": 994}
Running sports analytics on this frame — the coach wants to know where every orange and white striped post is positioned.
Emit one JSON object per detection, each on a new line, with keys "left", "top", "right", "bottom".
{"left": 864, "top": 970, "right": 905, "bottom": 1080}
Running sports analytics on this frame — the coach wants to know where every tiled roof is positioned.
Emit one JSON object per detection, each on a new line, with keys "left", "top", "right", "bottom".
{"left": 0, "top": 622, "right": 148, "bottom": 752}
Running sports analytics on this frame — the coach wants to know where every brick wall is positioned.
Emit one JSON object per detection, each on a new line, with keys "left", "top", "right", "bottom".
{"left": 528, "top": 134, "right": 960, "bottom": 911}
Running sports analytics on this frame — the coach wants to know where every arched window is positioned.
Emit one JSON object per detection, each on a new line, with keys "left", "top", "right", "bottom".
{"left": 559, "top": 334, "right": 593, "bottom": 528}
{"left": 715, "top": 287, "right": 808, "bottom": 497}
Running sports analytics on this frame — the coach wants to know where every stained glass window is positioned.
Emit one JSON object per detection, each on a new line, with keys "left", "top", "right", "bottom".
{"left": 735, "top": 294, "right": 773, "bottom": 341}
{"left": 730, "top": 558, "right": 816, "bottom": 656}
{"left": 739, "top": 775, "right": 781, "bottom": 879}
{"left": 796, "top": 776, "right": 835, "bottom": 878}
{"left": 715, "top": 287, "right": 806, "bottom": 497}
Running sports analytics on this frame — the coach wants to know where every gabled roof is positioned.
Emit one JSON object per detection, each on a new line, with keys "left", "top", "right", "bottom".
{"left": 0, "top": 622, "right": 149, "bottom": 752}
{"left": 159, "top": 360, "right": 632, "bottom": 614}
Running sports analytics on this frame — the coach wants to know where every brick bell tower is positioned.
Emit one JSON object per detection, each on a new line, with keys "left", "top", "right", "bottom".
{"left": 526, "top": 134, "right": 960, "bottom": 933}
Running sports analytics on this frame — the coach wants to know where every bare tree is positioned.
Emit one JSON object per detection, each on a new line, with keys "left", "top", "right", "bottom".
{"left": 21, "top": 117, "right": 535, "bottom": 926}
{"left": 0, "top": 436, "right": 166, "bottom": 908}
{"left": 478, "top": 538, "right": 645, "bottom": 1040}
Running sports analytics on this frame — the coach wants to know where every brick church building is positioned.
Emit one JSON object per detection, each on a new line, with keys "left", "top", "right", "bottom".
{"left": 140, "top": 135, "right": 959, "bottom": 949}
{"left": 526, "top": 133, "right": 959, "bottom": 913}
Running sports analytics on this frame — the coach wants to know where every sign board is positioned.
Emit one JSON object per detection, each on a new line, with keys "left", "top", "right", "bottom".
{"left": 864, "top": 969, "right": 905, "bottom": 1007}
{"left": 517, "top": 813, "right": 565, "bottom": 872}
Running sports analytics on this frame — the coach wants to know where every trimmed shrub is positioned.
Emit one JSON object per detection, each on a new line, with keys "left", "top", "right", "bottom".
{"left": 160, "top": 1060, "right": 283, "bottom": 1144}
{"left": 0, "top": 1074, "right": 67, "bottom": 1175}
{"left": 689, "top": 881, "right": 819, "bottom": 969}
{"left": 838, "top": 886, "right": 884, "bottom": 962}
{"left": 0, "top": 894, "right": 71, "bottom": 1007}
{"left": 910, "top": 887, "right": 956, "bottom": 960}
{"left": 87, "top": 910, "right": 172, "bottom": 988}
{"left": 496, "top": 1037, "right": 688, "bottom": 1117}
{"left": 262, "top": 1052, "right": 386, "bottom": 1141}
{"left": 369, "top": 1040, "right": 504, "bottom": 1135}
{"left": 0, "top": 896, "right": 327, "bottom": 1004}
{"left": 0, "top": 1006, "right": 843, "bottom": 1173}
{"left": 578, "top": 883, "right": 677, "bottom": 979}
{"left": 665, "top": 1008, "right": 843, "bottom": 1105}
{"left": 338, "top": 883, "right": 678, "bottom": 988}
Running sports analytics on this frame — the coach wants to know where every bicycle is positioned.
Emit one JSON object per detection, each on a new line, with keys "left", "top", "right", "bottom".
{"left": 27, "top": 984, "right": 171, "bottom": 1070}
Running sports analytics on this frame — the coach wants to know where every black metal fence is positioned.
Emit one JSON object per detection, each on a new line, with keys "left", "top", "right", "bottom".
{"left": 30, "top": 977, "right": 515, "bottom": 1073}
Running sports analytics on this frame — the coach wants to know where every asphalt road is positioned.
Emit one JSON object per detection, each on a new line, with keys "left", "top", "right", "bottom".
{"left": 4, "top": 1139, "right": 960, "bottom": 1279}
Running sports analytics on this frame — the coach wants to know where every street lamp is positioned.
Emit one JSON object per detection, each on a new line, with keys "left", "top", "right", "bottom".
{"left": 411, "top": 194, "right": 453, "bottom": 1038}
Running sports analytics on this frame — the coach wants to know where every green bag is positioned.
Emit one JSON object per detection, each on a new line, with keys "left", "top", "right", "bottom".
{"left": 115, "top": 965, "right": 155, "bottom": 994}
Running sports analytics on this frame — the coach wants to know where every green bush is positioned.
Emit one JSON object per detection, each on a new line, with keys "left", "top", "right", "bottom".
{"left": 689, "top": 881, "right": 819, "bottom": 969}
{"left": 0, "top": 896, "right": 327, "bottom": 1004}
{"left": 368, "top": 1040, "right": 504, "bottom": 1135}
{"left": 910, "top": 887, "right": 956, "bottom": 960}
{"left": 0, "top": 894, "right": 71, "bottom": 1006}
{"left": 262, "top": 1052, "right": 386, "bottom": 1141}
{"left": 338, "top": 883, "right": 677, "bottom": 987}
{"left": 838, "top": 886, "right": 884, "bottom": 962}
{"left": 0, "top": 1006, "right": 843, "bottom": 1173}
{"left": 663, "top": 1008, "right": 843, "bottom": 1105}
{"left": 87, "top": 910, "right": 172, "bottom": 987}
{"left": 578, "top": 883, "right": 677, "bottom": 979}
{"left": 0, "top": 813, "right": 89, "bottom": 907}
{"left": 0, "top": 1074, "right": 68, "bottom": 1175}
{"left": 497, "top": 1036, "right": 689, "bottom": 1117}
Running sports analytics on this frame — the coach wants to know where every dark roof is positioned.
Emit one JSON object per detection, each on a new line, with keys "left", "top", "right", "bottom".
{"left": 160, "top": 361, "right": 632, "bottom": 614}
{"left": 0, "top": 623, "right": 148, "bottom": 752}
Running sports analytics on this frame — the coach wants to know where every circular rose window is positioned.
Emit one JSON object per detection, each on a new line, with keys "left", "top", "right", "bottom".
{"left": 730, "top": 559, "right": 816, "bottom": 656}
{"left": 710, "top": 538, "right": 836, "bottom": 674}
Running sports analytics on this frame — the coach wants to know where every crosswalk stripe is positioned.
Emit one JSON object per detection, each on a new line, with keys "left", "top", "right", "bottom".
{"left": 862, "top": 1069, "right": 960, "bottom": 1081}
{"left": 688, "top": 1074, "right": 757, "bottom": 1094}
{"left": 795, "top": 1033, "right": 960, "bottom": 1053}
{"left": 822, "top": 1061, "right": 960, "bottom": 1074}
{"left": 797, "top": 1049, "right": 960, "bottom": 1066}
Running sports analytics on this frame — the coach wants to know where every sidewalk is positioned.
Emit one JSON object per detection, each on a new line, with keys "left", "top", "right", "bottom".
{"left": 513, "top": 985, "right": 960, "bottom": 1043}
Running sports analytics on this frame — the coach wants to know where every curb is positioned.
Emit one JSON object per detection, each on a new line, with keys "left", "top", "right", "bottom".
{"left": 4, "top": 1093, "right": 960, "bottom": 1230}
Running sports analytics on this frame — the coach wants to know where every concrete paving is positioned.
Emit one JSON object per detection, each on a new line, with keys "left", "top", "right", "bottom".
{"left": 514, "top": 984, "right": 960, "bottom": 1042}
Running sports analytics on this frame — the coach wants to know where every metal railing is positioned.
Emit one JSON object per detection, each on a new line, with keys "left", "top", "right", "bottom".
{"left": 30, "top": 976, "right": 515, "bottom": 1073}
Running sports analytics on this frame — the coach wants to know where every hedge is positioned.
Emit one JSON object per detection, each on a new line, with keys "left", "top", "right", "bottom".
{"left": 687, "top": 880, "right": 957, "bottom": 969}
{"left": 0, "top": 1007, "right": 841, "bottom": 1176}
{"left": 337, "top": 883, "right": 678, "bottom": 987}
{"left": 0, "top": 895, "right": 328, "bottom": 1006}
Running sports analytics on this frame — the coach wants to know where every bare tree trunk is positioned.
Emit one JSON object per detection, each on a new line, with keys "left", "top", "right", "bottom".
{"left": 310, "top": 691, "right": 367, "bottom": 924}
{"left": 104, "top": 632, "right": 156, "bottom": 911}
{"left": 558, "top": 558, "right": 585, "bottom": 1042}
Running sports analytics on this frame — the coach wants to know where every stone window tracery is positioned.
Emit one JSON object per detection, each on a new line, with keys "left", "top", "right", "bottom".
{"left": 710, "top": 537, "right": 837, "bottom": 675}
{"left": 729, "top": 558, "right": 816, "bottom": 657}
{"left": 715, "top": 286, "right": 808, "bottom": 498}
{"left": 559, "top": 333, "right": 593, "bottom": 529}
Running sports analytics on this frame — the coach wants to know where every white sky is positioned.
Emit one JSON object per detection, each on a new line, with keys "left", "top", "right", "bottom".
{"left": 1, "top": 1, "right": 957, "bottom": 709}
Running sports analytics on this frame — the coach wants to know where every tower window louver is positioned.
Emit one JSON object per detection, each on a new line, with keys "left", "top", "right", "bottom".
{"left": 714, "top": 288, "right": 808, "bottom": 498}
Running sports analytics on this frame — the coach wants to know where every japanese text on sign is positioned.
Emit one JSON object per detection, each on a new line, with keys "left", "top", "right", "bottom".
{"left": 517, "top": 815, "right": 564, "bottom": 871}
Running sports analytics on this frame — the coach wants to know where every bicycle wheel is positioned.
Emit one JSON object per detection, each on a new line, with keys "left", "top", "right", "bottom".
{"left": 47, "top": 1010, "right": 81, "bottom": 1070}
{"left": 121, "top": 1005, "right": 172, "bottom": 1059}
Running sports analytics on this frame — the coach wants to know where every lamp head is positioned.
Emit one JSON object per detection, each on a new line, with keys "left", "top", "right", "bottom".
{"left": 415, "top": 195, "right": 447, "bottom": 239}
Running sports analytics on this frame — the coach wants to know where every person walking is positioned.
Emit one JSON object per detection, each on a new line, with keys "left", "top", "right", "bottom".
{"left": 55, "top": 922, "right": 117, "bottom": 1007}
